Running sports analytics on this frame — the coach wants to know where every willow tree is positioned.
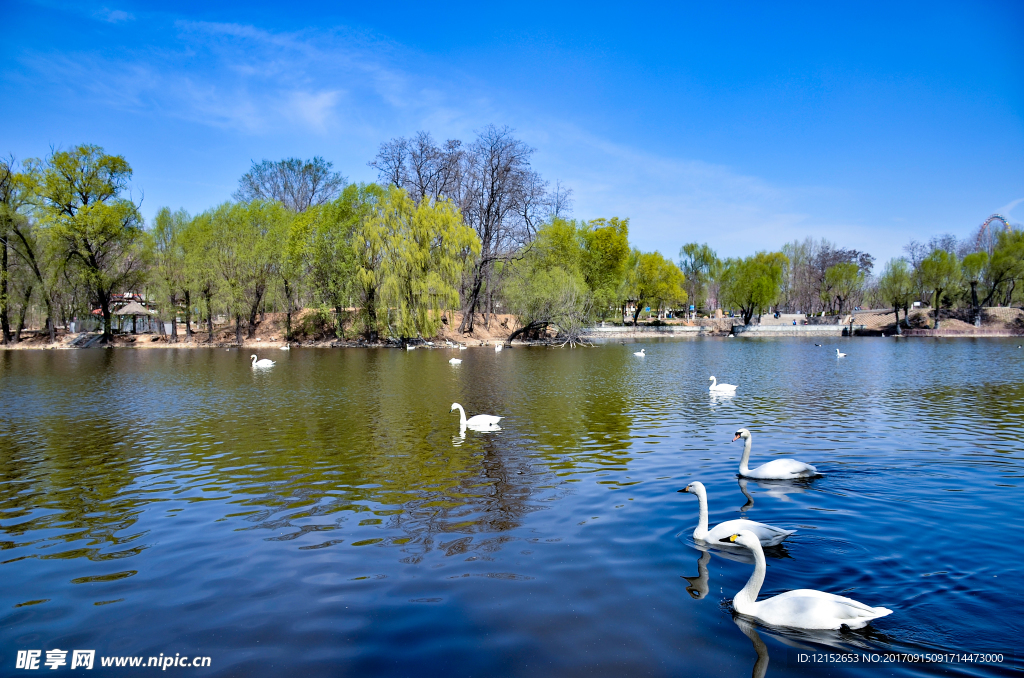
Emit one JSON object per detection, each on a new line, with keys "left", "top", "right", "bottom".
{"left": 28, "top": 145, "right": 147, "bottom": 342}
{"left": 720, "top": 251, "right": 789, "bottom": 325}
{"left": 877, "top": 258, "right": 913, "bottom": 333}
{"left": 150, "top": 207, "right": 191, "bottom": 341}
{"left": 180, "top": 213, "right": 219, "bottom": 339}
{"left": 360, "top": 186, "right": 479, "bottom": 341}
{"left": 290, "top": 184, "right": 369, "bottom": 338}
{"left": 918, "top": 249, "right": 960, "bottom": 329}
{"left": 628, "top": 251, "right": 687, "bottom": 324}
{"left": 207, "top": 200, "right": 289, "bottom": 343}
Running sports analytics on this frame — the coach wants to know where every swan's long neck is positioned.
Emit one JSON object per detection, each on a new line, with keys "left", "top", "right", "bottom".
{"left": 455, "top": 405, "right": 467, "bottom": 427}
{"left": 251, "top": 355, "right": 256, "bottom": 365}
{"left": 735, "top": 541, "right": 766, "bottom": 613}
{"left": 739, "top": 435, "right": 752, "bottom": 474}
{"left": 710, "top": 376, "right": 717, "bottom": 388}
{"left": 693, "top": 487, "right": 709, "bottom": 539}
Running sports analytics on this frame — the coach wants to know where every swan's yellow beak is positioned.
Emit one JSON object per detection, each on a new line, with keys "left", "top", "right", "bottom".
{"left": 729, "top": 534, "right": 739, "bottom": 542}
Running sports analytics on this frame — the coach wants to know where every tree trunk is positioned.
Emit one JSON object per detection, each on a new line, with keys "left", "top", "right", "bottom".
{"left": 364, "top": 288, "right": 378, "bottom": 341}
{"left": 507, "top": 320, "right": 548, "bottom": 344}
{"left": 283, "top": 280, "right": 293, "bottom": 340}
{"left": 485, "top": 268, "right": 492, "bottom": 330}
{"left": 13, "top": 284, "right": 32, "bottom": 342}
{"left": 334, "top": 304, "right": 345, "bottom": 340}
{"left": 0, "top": 230, "right": 10, "bottom": 343}
{"left": 632, "top": 301, "right": 642, "bottom": 325}
{"left": 235, "top": 315, "right": 243, "bottom": 345}
{"left": 204, "top": 290, "right": 214, "bottom": 341}
{"left": 169, "top": 292, "right": 178, "bottom": 342}
{"left": 933, "top": 289, "right": 942, "bottom": 330}
{"left": 99, "top": 291, "right": 113, "bottom": 342}
{"left": 459, "top": 265, "right": 487, "bottom": 333}
{"left": 184, "top": 289, "right": 193, "bottom": 342}
{"left": 247, "top": 287, "right": 265, "bottom": 340}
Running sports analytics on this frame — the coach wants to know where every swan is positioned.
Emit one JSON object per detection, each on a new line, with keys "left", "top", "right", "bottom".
{"left": 450, "top": 403, "right": 503, "bottom": 430}
{"left": 709, "top": 376, "right": 738, "bottom": 393}
{"left": 449, "top": 358, "right": 462, "bottom": 365}
{"left": 459, "top": 344, "right": 468, "bottom": 350}
{"left": 836, "top": 348, "right": 846, "bottom": 358}
{"left": 679, "top": 482, "right": 794, "bottom": 546}
{"left": 495, "top": 343, "right": 503, "bottom": 352}
{"left": 279, "top": 345, "right": 290, "bottom": 350}
{"left": 722, "top": 530, "right": 893, "bottom": 630}
{"left": 406, "top": 344, "right": 416, "bottom": 350}
{"left": 734, "top": 429, "right": 820, "bottom": 479}
{"left": 633, "top": 348, "right": 645, "bottom": 357}
{"left": 250, "top": 354, "right": 275, "bottom": 369}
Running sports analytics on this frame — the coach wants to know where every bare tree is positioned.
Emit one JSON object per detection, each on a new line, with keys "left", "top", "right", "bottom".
{"left": 457, "top": 126, "right": 547, "bottom": 332}
{"left": 235, "top": 157, "right": 346, "bottom": 212}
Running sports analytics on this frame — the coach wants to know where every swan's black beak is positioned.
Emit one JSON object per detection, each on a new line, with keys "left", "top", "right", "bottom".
{"left": 677, "top": 488, "right": 689, "bottom": 493}
{"left": 719, "top": 536, "right": 734, "bottom": 543}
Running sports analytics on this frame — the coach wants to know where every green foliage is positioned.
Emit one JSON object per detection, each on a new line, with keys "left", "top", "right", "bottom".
{"left": 679, "top": 242, "right": 720, "bottom": 313}
{"left": 720, "top": 251, "right": 788, "bottom": 324}
{"left": 28, "top": 144, "right": 147, "bottom": 340}
{"left": 356, "top": 185, "right": 480, "bottom": 340}
{"left": 918, "top": 249, "right": 960, "bottom": 327}
{"left": 877, "top": 258, "right": 913, "bottom": 332}
{"left": 628, "top": 250, "right": 687, "bottom": 323}
{"left": 822, "top": 262, "right": 864, "bottom": 316}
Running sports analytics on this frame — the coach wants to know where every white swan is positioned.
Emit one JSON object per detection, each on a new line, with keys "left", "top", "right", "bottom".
{"left": 680, "top": 482, "right": 794, "bottom": 546}
{"left": 406, "top": 344, "right": 416, "bottom": 350}
{"left": 449, "top": 358, "right": 462, "bottom": 365}
{"left": 709, "top": 376, "right": 738, "bottom": 393}
{"left": 734, "top": 429, "right": 819, "bottom": 479}
{"left": 459, "top": 344, "right": 468, "bottom": 350}
{"left": 279, "top": 344, "right": 290, "bottom": 350}
{"left": 836, "top": 348, "right": 846, "bottom": 358}
{"left": 722, "top": 530, "right": 893, "bottom": 630}
{"left": 450, "top": 403, "right": 503, "bottom": 430}
{"left": 250, "top": 354, "right": 275, "bottom": 369}
{"left": 495, "top": 343, "right": 503, "bottom": 352}
{"left": 633, "top": 348, "right": 646, "bottom": 357}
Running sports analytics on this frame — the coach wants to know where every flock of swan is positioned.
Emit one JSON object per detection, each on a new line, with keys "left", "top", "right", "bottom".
{"left": 248, "top": 340, "right": 891, "bottom": 633}
{"left": 681, "top": 427, "right": 891, "bottom": 630}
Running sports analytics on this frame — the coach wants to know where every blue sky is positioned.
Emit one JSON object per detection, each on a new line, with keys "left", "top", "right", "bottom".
{"left": 2, "top": 1, "right": 1022, "bottom": 266}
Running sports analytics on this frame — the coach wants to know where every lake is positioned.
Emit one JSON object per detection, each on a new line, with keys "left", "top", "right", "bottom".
{"left": 0, "top": 339, "right": 1021, "bottom": 676}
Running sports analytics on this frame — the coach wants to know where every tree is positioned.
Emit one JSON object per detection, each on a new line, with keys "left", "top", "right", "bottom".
{"left": 234, "top": 157, "right": 346, "bottom": 213}
{"left": 150, "top": 207, "right": 190, "bottom": 341}
{"left": 580, "top": 217, "right": 631, "bottom": 319}
{"left": 679, "top": 242, "right": 720, "bottom": 314}
{"left": 822, "top": 262, "right": 864, "bottom": 316}
{"left": 720, "top": 252, "right": 788, "bottom": 325}
{"left": 978, "top": 230, "right": 1024, "bottom": 307}
{"left": 960, "top": 252, "right": 988, "bottom": 326}
{"left": 180, "top": 213, "right": 219, "bottom": 340}
{"left": 628, "top": 251, "right": 687, "bottom": 324}
{"left": 28, "top": 145, "right": 147, "bottom": 342}
{"left": 207, "top": 201, "right": 289, "bottom": 343}
{"left": 877, "top": 258, "right": 913, "bottom": 334}
{"left": 361, "top": 186, "right": 480, "bottom": 341}
{"left": 918, "top": 249, "right": 960, "bottom": 329}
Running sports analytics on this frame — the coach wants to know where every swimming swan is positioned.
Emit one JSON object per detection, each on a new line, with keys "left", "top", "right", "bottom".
{"left": 836, "top": 348, "right": 847, "bottom": 358}
{"left": 250, "top": 355, "right": 276, "bottom": 369}
{"left": 734, "top": 429, "right": 819, "bottom": 479}
{"left": 722, "top": 530, "right": 893, "bottom": 630}
{"left": 634, "top": 348, "right": 646, "bottom": 357}
{"left": 449, "top": 358, "right": 462, "bottom": 365}
{"left": 709, "top": 376, "right": 738, "bottom": 393}
{"left": 679, "top": 482, "right": 794, "bottom": 546}
{"left": 279, "top": 345, "right": 290, "bottom": 350}
{"left": 495, "top": 343, "right": 503, "bottom": 352}
{"left": 450, "top": 403, "right": 503, "bottom": 430}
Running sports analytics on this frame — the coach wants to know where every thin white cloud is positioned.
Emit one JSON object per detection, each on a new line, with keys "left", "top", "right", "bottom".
{"left": 98, "top": 8, "right": 133, "bottom": 23}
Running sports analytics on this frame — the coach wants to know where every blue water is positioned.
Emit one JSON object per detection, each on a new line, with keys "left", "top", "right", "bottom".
{"left": 0, "top": 338, "right": 1021, "bottom": 676}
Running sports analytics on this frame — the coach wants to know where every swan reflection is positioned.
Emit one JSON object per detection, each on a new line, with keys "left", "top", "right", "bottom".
{"left": 738, "top": 477, "right": 812, "bottom": 513}
{"left": 682, "top": 551, "right": 710, "bottom": 599}
{"left": 734, "top": 617, "right": 770, "bottom": 678}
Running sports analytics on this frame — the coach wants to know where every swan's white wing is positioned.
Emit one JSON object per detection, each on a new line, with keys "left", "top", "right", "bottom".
{"left": 466, "top": 414, "right": 503, "bottom": 427}
{"left": 707, "top": 519, "right": 794, "bottom": 546}
{"left": 747, "top": 459, "right": 819, "bottom": 479}
{"left": 756, "top": 591, "right": 892, "bottom": 630}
